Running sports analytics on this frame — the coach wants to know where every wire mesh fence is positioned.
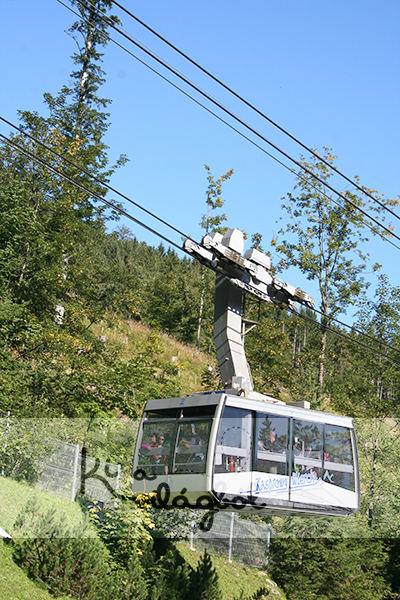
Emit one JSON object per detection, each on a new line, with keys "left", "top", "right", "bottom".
{"left": 0, "top": 416, "right": 122, "bottom": 505}
{"left": 35, "top": 440, "right": 121, "bottom": 504}
{"left": 0, "top": 415, "right": 271, "bottom": 568}
{"left": 152, "top": 508, "right": 272, "bottom": 568}
{"left": 193, "top": 511, "right": 271, "bottom": 568}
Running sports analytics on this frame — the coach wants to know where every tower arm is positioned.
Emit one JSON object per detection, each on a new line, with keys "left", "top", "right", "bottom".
{"left": 184, "top": 229, "right": 314, "bottom": 393}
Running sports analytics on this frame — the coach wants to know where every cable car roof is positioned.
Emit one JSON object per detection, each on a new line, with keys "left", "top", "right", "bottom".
{"left": 143, "top": 392, "right": 355, "bottom": 428}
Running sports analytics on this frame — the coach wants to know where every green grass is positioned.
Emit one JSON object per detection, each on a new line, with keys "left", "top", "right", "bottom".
{"left": 0, "top": 476, "right": 86, "bottom": 537}
{"left": 176, "top": 542, "right": 286, "bottom": 600}
{"left": 0, "top": 477, "right": 93, "bottom": 599}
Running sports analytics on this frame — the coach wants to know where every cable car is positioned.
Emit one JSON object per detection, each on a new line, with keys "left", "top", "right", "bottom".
{"left": 132, "top": 230, "right": 359, "bottom": 516}
{"left": 132, "top": 390, "right": 359, "bottom": 516}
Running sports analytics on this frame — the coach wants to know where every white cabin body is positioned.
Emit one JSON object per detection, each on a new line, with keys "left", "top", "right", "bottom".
{"left": 132, "top": 390, "right": 359, "bottom": 516}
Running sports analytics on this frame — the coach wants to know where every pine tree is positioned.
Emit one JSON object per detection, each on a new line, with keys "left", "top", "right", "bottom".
{"left": 13, "top": 497, "right": 112, "bottom": 599}
{"left": 189, "top": 549, "right": 221, "bottom": 600}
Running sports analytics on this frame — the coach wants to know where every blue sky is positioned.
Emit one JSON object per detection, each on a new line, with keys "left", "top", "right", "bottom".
{"left": 1, "top": 0, "right": 399, "bottom": 316}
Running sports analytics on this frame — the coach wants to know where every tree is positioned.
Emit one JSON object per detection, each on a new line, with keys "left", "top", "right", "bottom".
{"left": 271, "top": 148, "right": 396, "bottom": 398}
{"left": 326, "top": 275, "right": 400, "bottom": 531}
{"left": 189, "top": 549, "right": 221, "bottom": 600}
{"left": 200, "top": 164, "right": 234, "bottom": 235}
{"left": 0, "top": 0, "right": 130, "bottom": 416}
{"left": 196, "top": 164, "right": 234, "bottom": 351}
{"left": 269, "top": 516, "right": 393, "bottom": 600}
{"left": 13, "top": 497, "right": 113, "bottom": 599}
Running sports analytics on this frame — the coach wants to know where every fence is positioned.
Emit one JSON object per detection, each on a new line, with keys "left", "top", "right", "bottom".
{"left": 0, "top": 416, "right": 122, "bottom": 505}
{"left": 193, "top": 511, "right": 272, "bottom": 568}
{"left": 152, "top": 507, "right": 272, "bottom": 568}
{"left": 0, "top": 415, "right": 271, "bottom": 568}
{"left": 36, "top": 440, "right": 121, "bottom": 504}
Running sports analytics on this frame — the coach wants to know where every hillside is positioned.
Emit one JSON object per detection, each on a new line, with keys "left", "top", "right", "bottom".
{"left": 0, "top": 477, "right": 284, "bottom": 600}
{"left": 92, "top": 318, "right": 218, "bottom": 398}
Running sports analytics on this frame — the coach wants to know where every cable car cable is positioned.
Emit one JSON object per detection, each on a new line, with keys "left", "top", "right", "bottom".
{"left": 306, "top": 305, "right": 400, "bottom": 360}
{"left": 263, "top": 298, "right": 400, "bottom": 361}
{"left": 67, "top": 0, "right": 400, "bottom": 245}
{"left": 3, "top": 131, "right": 400, "bottom": 368}
{"left": 111, "top": 0, "right": 400, "bottom": 226}
{"left": 288, "top": 305, "right": 400, "bottom": 367}
{"left": 0, "top": 133, "right": 184, "bottom": 253}
{"left": 0, "top": 115, "right": 194, "bottom": 244}
{"left": 58, "top": 0, "right": 400, "bottom": 251}
{"left": 61, "top": 0, "right": 400, "bottom": 246}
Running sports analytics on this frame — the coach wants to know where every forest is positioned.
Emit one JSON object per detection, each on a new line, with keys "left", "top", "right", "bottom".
{"left": 1, "top": 1, "right": 400, "bottom": 599}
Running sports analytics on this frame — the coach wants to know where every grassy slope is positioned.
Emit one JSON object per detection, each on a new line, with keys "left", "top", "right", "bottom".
{"left": 94, "top": 318, "right": 217, "bottom": 395}
{"left": 0, "top": 477, "right": 83, "bottom": 600}
{"left": 0, "top": 476, "right": 87, "bottom": 537}
{"left": 176, "top": 542, "right": 286, "bottom": 600}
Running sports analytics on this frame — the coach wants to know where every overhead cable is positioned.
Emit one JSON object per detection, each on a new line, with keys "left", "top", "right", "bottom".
{"left": 304, "top": 305, "right": 400, "bottom": 360}
{"left": 0, "top": 115, "right": 193, "bottom": 244}
{"left": 289, "top": 306, "right": 400, "bottom": 367}
{"left": 112, "top": 0, "right": 400, "bottom": 226}
{"left": 64, "top": 0, "right": 400, "bottom": 246}
{"left": 0, "top": 132, "right": 183, "bottom": 253}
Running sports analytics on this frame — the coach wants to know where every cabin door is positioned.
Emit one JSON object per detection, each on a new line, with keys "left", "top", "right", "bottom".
{"left": 213, "top": 406, "right": 253, "bottom": 503}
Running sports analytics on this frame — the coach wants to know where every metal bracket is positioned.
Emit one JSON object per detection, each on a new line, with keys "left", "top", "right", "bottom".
{"left": 184, "top": 229, "right": 314, "bottom": 393}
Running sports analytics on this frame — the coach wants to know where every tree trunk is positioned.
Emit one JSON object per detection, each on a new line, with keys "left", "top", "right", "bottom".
{"left": 318, "top": 327, "right": 327, "bottom": 388}
{"left": 292, "top": 325, "right": 299, "bottom": 367}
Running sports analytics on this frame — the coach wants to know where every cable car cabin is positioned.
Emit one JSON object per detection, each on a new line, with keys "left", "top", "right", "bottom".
{"left": 132, "top": 391, "right": 359, "bottom": 516}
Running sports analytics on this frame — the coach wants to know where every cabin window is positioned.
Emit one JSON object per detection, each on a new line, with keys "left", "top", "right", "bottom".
{"left": 323, "top": 425, "right": 355, "bottom": 491}
{"left": 173, "top": 419, "right": 212, "bottom": 474}
{"left": 292, "top": 419, "right": 323, "bottom": 479}
{"left": 137, "top": 420, "right": 176, "bottom": 476}
{"left": 146, "top": 408, "right": 179, "bottom": 419}
{"left": 214, "top": 406, "right": 252, "bottom": 473}
{"left": 138, "top": 413, "right": 213, "bottom": 476}
{"left": 256, "top": 413, "right": 288, "bottom": 475}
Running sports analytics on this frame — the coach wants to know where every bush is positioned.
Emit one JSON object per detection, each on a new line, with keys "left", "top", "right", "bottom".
{"left": 189, "top": 549, "right": 221, "bottom": 600}
{"left": 13, "top": 497, "right": 111, "bottom": 599}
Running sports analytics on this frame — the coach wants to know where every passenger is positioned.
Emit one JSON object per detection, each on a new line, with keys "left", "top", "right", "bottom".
{"left": 257, "top": 438, "right": 266, "bottom": 451}
{"left": 155, "top": 433, "right": 168, "bottom": 475}
{"left": 139, "top": 432, "right": 162, "bottom": 474}
{"left": 140, "top": 431, "right": 159, "bottom": 454}
{"left": 148, "top": 432, "right": 162, "bottom": 474}
{"left": 294, "top": 437, "right": 303, "bottom": 456}
{"left": 180, "top": 423, "right": 201, "bottom": 450}
{"left": 265, "top": 429, "right": 285, "bottom": 453}
{"left": 179, "top": 424, "right": 205, "bottom": 470}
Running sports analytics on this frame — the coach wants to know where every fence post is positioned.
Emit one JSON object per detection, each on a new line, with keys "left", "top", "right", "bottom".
{"left": 228, "top": 512, "right": 235, "bottom": 562}
{"left": 1, "top": 411, "right": 10, "bottom": 477}
{"left": 265, "top": 524, "right": 272, "bottom": 570}
{"left": 114, "top": 463, "right": 121, "bottom": 507}
{"left": 71, "top": 444, "right": 80, "bottom": 502}
{"left": 190, "top": 510, "right": 196, "bottom": 551}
